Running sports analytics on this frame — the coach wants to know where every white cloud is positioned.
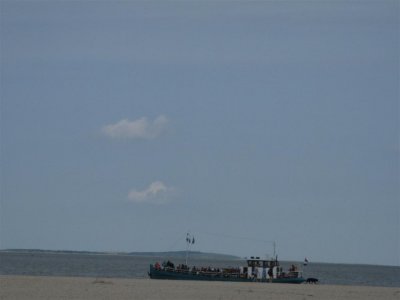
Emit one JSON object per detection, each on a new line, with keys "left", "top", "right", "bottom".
{"left": 102, "top": 115, "right": 168, "bottom": 139}
{"left": 128, "top": 181, "right": 175, "bottom": 204}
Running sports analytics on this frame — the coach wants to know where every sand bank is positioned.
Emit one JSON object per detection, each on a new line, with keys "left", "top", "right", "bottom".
{"left": 1, "top": 275, "right": 399, "bottom": 300}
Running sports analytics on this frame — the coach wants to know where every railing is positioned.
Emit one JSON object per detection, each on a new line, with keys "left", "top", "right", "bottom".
{"left": 159, "top": 266, "right": 241, "bottom": 278}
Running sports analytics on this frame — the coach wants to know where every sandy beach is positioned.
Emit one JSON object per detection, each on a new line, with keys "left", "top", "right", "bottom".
{"left": 1, "top": 275, "right": 399, "bottom": 300}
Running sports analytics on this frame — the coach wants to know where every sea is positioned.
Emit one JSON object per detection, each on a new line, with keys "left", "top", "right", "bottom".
{"left": 0, "top": 251, "right": 399, "bottom": 287}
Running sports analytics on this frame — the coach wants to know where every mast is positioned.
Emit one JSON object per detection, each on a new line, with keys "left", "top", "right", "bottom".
{"left": 185, "top": 232, "right": 195, "bottom": 266}
{"left": 273, "top": 241, "right": 276, "bottom": 259}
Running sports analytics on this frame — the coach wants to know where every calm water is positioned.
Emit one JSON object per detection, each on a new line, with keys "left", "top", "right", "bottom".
{"left": 0, "top": 252, "right": 399, "bottom": 287}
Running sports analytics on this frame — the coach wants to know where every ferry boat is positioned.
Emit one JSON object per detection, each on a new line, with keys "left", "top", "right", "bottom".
{"left": 148, "top": 256, "right": 305, "bottom": 284}
{"left": 149, "top": 233, "right": 306, "bottom": 284}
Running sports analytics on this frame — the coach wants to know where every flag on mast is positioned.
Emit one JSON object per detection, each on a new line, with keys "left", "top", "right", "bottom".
{"left": 186, "top": 233, "right": 195, "bottom": 244}
{"left": 304, "top": 257, "right": 309, "bottom": 266}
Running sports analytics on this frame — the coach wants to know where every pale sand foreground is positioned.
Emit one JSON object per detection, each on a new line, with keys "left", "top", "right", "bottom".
{"left": 1, "top": 276, "right": 399, "bottom": 300}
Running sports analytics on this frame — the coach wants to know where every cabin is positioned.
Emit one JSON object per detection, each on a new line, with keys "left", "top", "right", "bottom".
{"left": 240, "top": 256, "right": 300, "bottom": 280}
{"left": 238, "top": 256, "right": 279, "bottom": 280}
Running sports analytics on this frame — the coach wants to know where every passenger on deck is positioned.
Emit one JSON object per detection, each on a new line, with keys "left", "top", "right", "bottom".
{"left": 166, "top": 260, "right": 174, "bottom": 269}
{"left": 268, "top": 268, "right": 273, "bottom": 278}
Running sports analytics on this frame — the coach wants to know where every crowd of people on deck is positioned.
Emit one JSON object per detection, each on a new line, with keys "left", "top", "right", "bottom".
{"left": 154, "top": 260, "right": 241, "bottom": 276}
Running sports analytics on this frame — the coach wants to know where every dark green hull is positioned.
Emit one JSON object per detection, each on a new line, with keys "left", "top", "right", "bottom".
{"left": 148, "top": 265, "right": 305, "bottom": 284}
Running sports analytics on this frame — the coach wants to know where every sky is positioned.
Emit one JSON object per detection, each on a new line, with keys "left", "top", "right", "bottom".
{"left": 0, "top": 1, "right": 399, "bottom": 266}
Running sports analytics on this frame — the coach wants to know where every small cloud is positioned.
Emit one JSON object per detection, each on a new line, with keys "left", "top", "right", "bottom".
{"left": 102, "top": 115, "right": 168, "bottom": 139}
{"left": 128, "top": 181, "right": 175, "bottom": 204}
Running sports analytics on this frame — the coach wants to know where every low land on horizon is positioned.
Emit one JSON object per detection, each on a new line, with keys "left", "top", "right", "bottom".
{"left": 0, "top": 249, "right": 240, "bottom": 260}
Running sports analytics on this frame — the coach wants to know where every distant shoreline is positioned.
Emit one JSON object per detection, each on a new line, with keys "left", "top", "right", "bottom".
{"left": 0, "top": 249, "right": 240, "bottom": 260}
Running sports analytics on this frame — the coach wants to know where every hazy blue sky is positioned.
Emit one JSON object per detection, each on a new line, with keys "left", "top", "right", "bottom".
{"left": 1, "top": 1, "right": 398, "bottom": 266}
